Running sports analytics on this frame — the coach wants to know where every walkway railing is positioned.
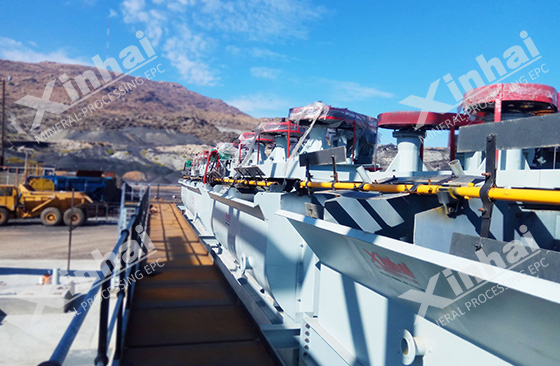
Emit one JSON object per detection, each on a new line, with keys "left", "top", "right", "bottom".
{"left": 38, "top": 184, "right": 151, "bottom": 366}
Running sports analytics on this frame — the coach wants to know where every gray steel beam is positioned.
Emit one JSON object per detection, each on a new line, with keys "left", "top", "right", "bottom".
{"left": 457, "top": 114, "right": 560, "bottom": 152}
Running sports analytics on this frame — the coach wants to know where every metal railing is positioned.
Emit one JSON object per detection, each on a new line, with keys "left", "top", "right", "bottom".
{"left": 38, "top": 185, "right": 151, "bottom": 366}
{"left": 87, "top": 202, "right": 121, "bottom": 224}
{"left": 0, "top": 165, "right": 56, "bottom": 185}
{"left": 118, "top": 183, "right": 148, "bottom": 232}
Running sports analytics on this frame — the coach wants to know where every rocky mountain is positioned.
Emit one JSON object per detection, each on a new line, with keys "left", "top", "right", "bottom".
{"left": 0, "top": 59, "right": 258, "bottom": 144}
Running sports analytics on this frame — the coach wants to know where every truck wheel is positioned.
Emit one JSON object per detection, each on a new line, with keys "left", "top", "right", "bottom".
{"left": 41, "top": 207, "right": 62, "bottom": 226}
{"left": 0, "top": 207, "right": 9, "bottom": 226}
{"left": 63, "top": 208, "right": 86, "bottom": 227}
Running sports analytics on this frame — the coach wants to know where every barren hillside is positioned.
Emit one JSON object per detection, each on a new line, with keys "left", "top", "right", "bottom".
{"left": 0, "top": 59, "right": 258, "bottom": 144}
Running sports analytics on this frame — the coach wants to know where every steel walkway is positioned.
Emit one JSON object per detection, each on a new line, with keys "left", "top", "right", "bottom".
{"left": 120, "top": 202, "right": 278, "bottom": 366}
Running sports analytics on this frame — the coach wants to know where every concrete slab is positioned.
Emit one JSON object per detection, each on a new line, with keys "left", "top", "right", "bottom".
{"left": 0, "top": 288, "right": 108, "bottom": 366}
{"left": 0, "top": 260, "right": 103, "bottom": 315}
{"left": 0, "top": 284, "right": 73, "bottom": 314}
{"left": 0, "top": 221, "right": 119, "bottom": 366}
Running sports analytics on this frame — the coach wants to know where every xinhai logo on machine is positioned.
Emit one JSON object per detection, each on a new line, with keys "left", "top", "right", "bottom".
{"left": 399, "top": 31, "right": 547, "bottom": 127}
{"left": 398, "top": 226, "right": 548, "bottom": 327}
{"left": 364, "top": 249, "right": 419, "bottom": 285}
{"left": 14, "top": 31, "right": 157, "bottom": 131}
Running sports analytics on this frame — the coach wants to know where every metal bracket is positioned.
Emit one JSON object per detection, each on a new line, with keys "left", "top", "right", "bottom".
{"left": 298, "top": 146, "right": 346, "bottom": 166}
{"left": 331, "top": 154, "right": 338, "bottom": 189}
{"left": 305, "top": 159, "right": 312, "bottom": 196}
{"left": 479, "top": 134, "right": 497, "bottom": 243}
{"left": 406, "top": 182, "right": 421, "bottom": 193}
{"left": 353, "top": 182, "right": 367, "bottom": 191}
{"left": 234, "top": 166, "right": 266, "bottom": 180}
{"left": 436, "top": 188, "right": 460, "bottom": 216}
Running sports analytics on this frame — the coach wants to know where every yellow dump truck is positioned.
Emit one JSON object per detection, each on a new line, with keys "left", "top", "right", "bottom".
{"left": 0, "top": 184, "right": 92, "bottom": 226}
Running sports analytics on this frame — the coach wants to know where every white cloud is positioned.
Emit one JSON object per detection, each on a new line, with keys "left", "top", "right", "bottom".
{"left": 196, "top": 0, "right": 324, "bottom": 41}
{"left": 165, "top": 49, "right": 218, "bottom": 86}
{"left": 250, "top": 47, "right": 288, "bottom": 60}
{"left": 0, "top": 37, "right": 88, "bottom": 65}
{"left": 329, "top": 80, "right": 394, "bottom": 101}
{"left": 225, "top": 45, "right": 241, "bottom": 55}
{"left": 227, "top": 93, "right": 290, "bottom": 117}
{"left": 121, "top": 0, "right": 167, "bottom": 46}
{"left": 119, "top": 0, "right": 322, "bottom": 86}
{"left": 121, "top": 0, "right": 145, "bottom": 20}
{"left": 166, "top": 0, "right": 195, "bottom": 12}
{"left": 109, "top": 8, "right": 119, "bottom": 17}
{"left": 162, "top": 25, "right": 218, "bottom": 86}
{"left": 121, "top": 0, "right": 218, "bottom": 85}
{"left": 250, "top": 66, "right": 280, "bottom": 80}
{"left": 225, "top": 46, "right": 289, "bottom": 61}
{"left": 169, "top": 23, "right": 211, "bottom": 58}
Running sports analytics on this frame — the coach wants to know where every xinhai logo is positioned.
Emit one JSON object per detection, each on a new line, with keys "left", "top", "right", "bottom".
{"left": 364, "top": 249, "right": 416, "bottom": 282}
{"left": 400, "top": 31, "right": 543, "bottom": 115}
{"left": 15, "top": 31, "right": 157, "bottom": 130}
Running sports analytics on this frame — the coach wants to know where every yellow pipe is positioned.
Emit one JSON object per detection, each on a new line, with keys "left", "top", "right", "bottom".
{"left": 452, "top": 186, "right": 560, "bottom": 205}
{"left": 207, "top": 177, "right": 560, "bottom": 206}
{"left": 299, "top": 181, "right": 560, "bottom": 205}
{"left": 218, "top": 178, "right": 277, "bottom": 187}
{"left": 301, "top": 181, "right": 415, "bottom": 193}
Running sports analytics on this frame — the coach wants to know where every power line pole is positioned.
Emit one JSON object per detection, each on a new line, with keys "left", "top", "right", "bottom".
{"left": 1, "top": 76, "right": 11, "bottom": 166}
{"left": 1, "top": 78, "right": 5, "bottom": 166}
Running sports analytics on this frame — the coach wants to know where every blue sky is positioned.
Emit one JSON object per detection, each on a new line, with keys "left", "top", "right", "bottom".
{"left": 1, "top": 0, "right": 560, "bottom": 146}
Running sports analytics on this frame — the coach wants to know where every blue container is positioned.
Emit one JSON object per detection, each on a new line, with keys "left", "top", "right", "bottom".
{"left": 27, "top": 175, "right": 116, "bottom": 202}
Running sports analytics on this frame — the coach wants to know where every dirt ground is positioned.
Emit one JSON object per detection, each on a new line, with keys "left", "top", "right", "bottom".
{"left": 0, "top": 219, "right": 118, "bottom": 260}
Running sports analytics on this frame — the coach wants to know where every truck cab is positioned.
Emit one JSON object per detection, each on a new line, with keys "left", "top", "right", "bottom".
{"left": 0, "top": 184, "right": 17, "bottom": 225}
